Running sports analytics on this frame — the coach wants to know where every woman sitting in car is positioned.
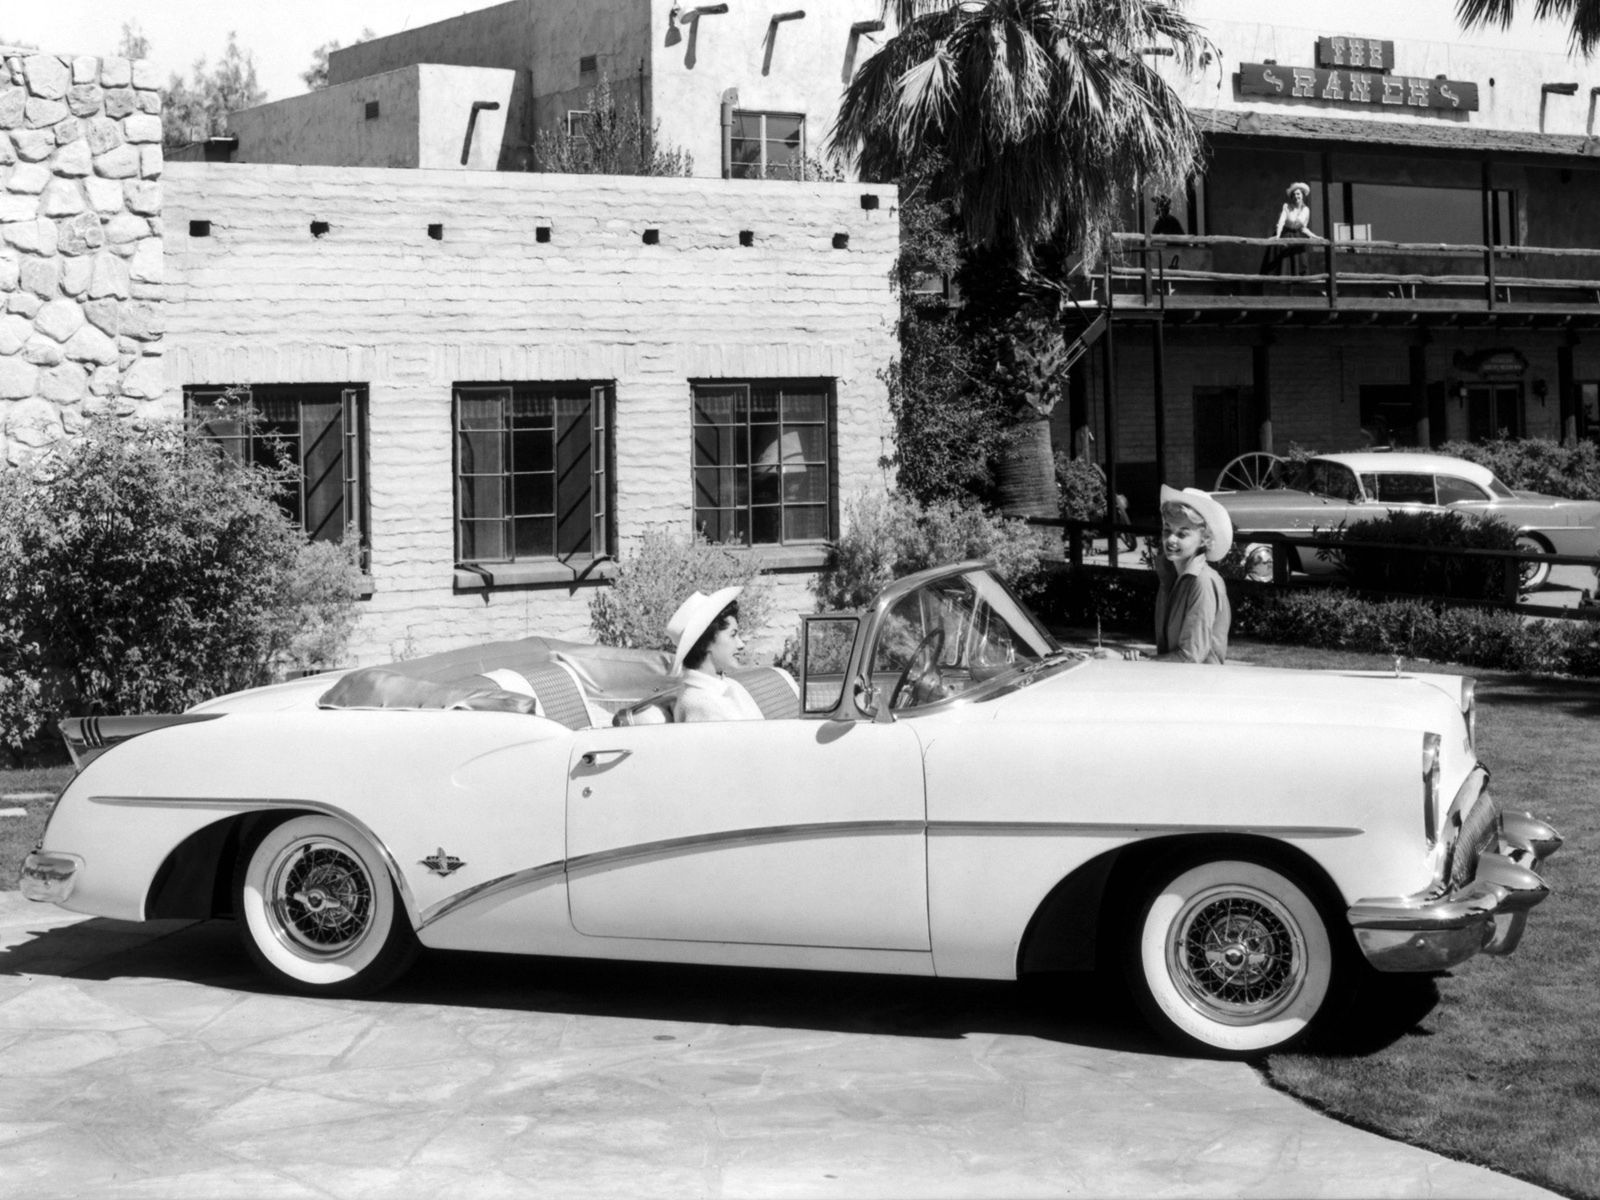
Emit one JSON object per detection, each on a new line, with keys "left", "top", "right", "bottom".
{"left": 667, "top": 586, "right": 765, "bottom": 722}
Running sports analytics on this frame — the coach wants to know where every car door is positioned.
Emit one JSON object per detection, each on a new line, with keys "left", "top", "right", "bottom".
{"left": 565, "top": 718, "right": 929, "bottom": 950}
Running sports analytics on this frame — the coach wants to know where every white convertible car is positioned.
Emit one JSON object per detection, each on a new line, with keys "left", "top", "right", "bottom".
{"left": 22, "top": 562, "right": 1561, "bottom": 1058}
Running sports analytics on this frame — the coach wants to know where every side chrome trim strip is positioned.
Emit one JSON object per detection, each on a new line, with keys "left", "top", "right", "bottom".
{"left": 564, "top": 820, "right": 927, "bottom": 878}
{"left": 420, "top": 862, "right": 566, "bottom": 927}
{"left": 88, "top": 795, "right": 423, "bottom": 931}
{"left": 926, "top": 820, "right": 1364, "bottom": 838}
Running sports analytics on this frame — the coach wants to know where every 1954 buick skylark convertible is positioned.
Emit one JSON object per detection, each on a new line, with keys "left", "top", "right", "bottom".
{"left": 22, "top": 561, "right": 1562, "bottom": 1058}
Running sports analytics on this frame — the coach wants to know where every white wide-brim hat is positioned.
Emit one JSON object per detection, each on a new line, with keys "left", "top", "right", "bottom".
{"left": 1160, "top": 484, "right": 1234, "bottom": 562}
{"left": 667, "top": 585, "right": 743, "bottom": 674}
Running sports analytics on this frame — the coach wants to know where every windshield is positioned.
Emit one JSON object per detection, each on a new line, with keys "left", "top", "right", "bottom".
{"left": 868, "top": 569, "right": 1062, "bottom": 711}
{"left": 1287, "top": 459, "right": 1363, "bottom": 502}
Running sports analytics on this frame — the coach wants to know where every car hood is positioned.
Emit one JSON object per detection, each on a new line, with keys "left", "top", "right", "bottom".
{"left": 982, "top": 659, "right": 1466, "bottom": 744}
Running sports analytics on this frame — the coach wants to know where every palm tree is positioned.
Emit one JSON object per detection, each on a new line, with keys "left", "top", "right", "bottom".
{"left": 830, "top": 0, "right": 1206, "bottom": 518}
{"left": 1458, "top": 0, "right": 1600, "bottom": 55}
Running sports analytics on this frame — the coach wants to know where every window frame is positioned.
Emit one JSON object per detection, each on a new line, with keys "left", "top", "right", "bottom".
{"left": 451, "top": 381, "right": 616, "bottom": 569}
{"left": 690, "top": 378, "right": 837, "bottom": 549}
{"left": 729, "top": 109, "right": 807, "bottom": 180}
{"left": 184, "top": 384, "right": 371, "bottom": 570}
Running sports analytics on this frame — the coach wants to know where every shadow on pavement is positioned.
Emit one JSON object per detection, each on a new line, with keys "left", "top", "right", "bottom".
{"left": 3, "top": 914, "right": 1172, "bottom": 1057}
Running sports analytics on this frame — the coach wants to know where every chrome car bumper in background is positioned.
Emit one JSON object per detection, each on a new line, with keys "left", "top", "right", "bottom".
{"left": 1347, "top": 810, "right": 1563, "bottom": 972}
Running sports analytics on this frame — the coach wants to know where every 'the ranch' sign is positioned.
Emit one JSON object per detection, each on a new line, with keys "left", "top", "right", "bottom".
{"left": 1239, "top": 62, "right": 1480, "bottom": 113}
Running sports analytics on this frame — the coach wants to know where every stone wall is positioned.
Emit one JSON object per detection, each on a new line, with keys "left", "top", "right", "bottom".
{"left": 0, "top": 51, "right": 164, "bottom": 466}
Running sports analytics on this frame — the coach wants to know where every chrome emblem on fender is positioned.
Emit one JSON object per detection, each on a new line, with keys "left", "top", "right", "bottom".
{"left": 419, "top": 848, "right": 465, "bottom": 877}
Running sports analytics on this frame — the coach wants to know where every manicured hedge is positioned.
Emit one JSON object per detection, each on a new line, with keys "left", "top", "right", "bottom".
{"left": 1039, "top": 567, "right": 1600, "bottom": 677}
{"left": 1324, "top": 509, "right": 1521, "bottom": 602}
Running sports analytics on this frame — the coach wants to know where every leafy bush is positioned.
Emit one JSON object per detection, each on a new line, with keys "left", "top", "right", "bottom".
{"left": 589, "top": 528, "right": 771, "bottom": 652}
{"left": 1433, "top": 436, "right": 1600, "bottom": 501}
{"left": 814, "top": 492, "right": 1046, "bottom": 612}
{"left": 1054, "top": 453, "right": 1108, "bottom": 522}
{"left": 533, "top": 72, "right": 692, "bottom": 176}
{"left": 0, "top": 414, "right": 362, "bottom": 757}
{"left": 1035, "top": 564, "right": 1158, "bottom": 635}
{"left": 1233, "top": 588, "right": 1600, "bottom": 677}
{"left": 1325, "top": 510, "right": 1521, "bottom": 601}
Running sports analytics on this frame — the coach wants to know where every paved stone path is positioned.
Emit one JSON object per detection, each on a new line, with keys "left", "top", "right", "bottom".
{"left": 0, "top": 893, "right": 1559, "bottom": 1199}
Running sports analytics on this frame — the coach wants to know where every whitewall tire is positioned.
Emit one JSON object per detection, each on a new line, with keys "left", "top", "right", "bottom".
{"left": 1126, "top": 858, "right": 1335, "bottom": 1058}
{"left": 235, "top": 814, "right": 419, "bottom": 997}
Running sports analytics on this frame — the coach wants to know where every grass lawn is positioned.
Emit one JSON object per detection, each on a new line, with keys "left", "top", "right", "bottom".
{"left": 1235, "top": 638, "right": 1600, "bottom": 1200}
{"left": 0, "top": 763, "right": 74, "bottom": 890}
{"left": 3, "top": 640, "right": 1594, "bottom": 1195}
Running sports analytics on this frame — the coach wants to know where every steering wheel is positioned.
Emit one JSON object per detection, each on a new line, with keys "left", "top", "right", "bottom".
{"left": 889, "top": 629, "right": 946, "bottom": 710}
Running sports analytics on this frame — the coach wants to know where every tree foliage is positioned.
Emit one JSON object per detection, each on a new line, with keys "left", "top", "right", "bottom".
{"left": 1458, "top": 0, "right": 1600, "bottom": 56}
{"left": 830, "top": 0, "right": 1206, "bottom": 266}
{"left": 303, "top": 28, "right": 376, "bottom": 91}
{"left": 161, "top": 31, "right": 266, "bottom": 150}
{"left": 0, "top": 415, "right": 362, "bottom": 758}
{"left": 534, "top": 73, "right": 693, "bottom": 176}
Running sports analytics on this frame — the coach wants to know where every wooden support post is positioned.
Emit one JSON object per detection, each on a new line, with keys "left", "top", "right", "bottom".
{"left": 1152, "top": 319, "right": 1167, "bottom": 493}
{"left": 1102, "top": 261, "right": 1119, "bottom": 569}
{"left": 1481, "top": 159, "right": 1496, "bottom": 311}
{"left": 1252, "top": 339, "right": 1273, "bottom": 455}
{"left": 1320, "top": 152, "right": 1337, "bottom": 309}
{"left": 1410, "top": 338, "right": 1430, "bottom": 448}
{"left": 1558, "top": 336, "right": 1578, "bottom": 443}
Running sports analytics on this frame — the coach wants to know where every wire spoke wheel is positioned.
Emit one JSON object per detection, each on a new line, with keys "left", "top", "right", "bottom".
{"left": 236, "top": 814, "right": 419, "bottom": 996}
{"left": 267, "top": 839, "right": 377, "bottom": 957}
{"left": 1169, "top": 886, "right": 1306, "bottom": 1023}
{"left": 1214, "top": 452, "right": 1285, "bottom": 492}
{"left": 1126, "top": 857, "right": 1335, "bottom": 1057}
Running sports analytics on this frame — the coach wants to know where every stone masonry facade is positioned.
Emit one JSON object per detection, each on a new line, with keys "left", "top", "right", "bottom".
{"left": 0, "top": 51, "right": 165, "bottom": 465}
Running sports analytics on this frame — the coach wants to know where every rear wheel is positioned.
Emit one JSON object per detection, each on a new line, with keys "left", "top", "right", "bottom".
{"left": 235, "top": 814, "right": 419, "bottom": 997}
{"left": 1124, "top": 856, "right": 1337, "bottom": 1058}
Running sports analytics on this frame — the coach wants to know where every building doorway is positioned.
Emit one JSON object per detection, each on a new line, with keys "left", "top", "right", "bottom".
{"left": 1193, "top": 385, "right": 1256, "bottom": 487}
{"left": 1465, "top": 384, "right": 1523, "bottom": 440}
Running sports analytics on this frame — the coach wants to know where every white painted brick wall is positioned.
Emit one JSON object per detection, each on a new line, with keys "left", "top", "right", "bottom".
{"left": 162, "top": 164, "right": 897, "bottom": 664}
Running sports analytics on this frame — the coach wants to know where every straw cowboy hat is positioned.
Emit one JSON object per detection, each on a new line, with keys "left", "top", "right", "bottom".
{"left": 1286, "top": 181, "right": 1311, "bottom": 198}
{"left": 667, "top": 585, "right": 743, "bottom": 674}
{"left": 1159, "top": 484, "right": 1234, "bottom": 562}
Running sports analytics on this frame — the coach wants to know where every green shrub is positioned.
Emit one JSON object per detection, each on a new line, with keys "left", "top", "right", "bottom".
{"left": 0, "top": 414, "right": 362, "bottom": 757}
{"left": 1434, "top": 435, "right": 1600, "bottom": 501}
{"left": 1233, "top": 588, "right": 1600, "bottom": 676}
{"left": 1054, "top": 453, "right": 1108, "bottom": 523}
{"left": 589, "top": 527, "right": 771, "bottom": 652}
{"left": 1325, "top": 510, "right": 1520, "bottom": 601}
{"left": 814, "top": 492, "right": 1046, "bottom": 612}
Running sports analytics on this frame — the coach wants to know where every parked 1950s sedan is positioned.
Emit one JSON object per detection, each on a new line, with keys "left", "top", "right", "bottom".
{"left": 22, "top": 562, "right": 1561, "bottom": 1058}
{"left": 1214, "top": 451, "right": 1600, "bottom": 589}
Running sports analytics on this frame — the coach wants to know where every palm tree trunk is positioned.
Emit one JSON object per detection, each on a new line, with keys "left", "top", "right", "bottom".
{"left": 995, "top": 415, "right": 1059, "bottom": 519}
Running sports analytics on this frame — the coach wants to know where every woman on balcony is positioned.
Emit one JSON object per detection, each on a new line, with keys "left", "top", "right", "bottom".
{"left": 1260, "top": 182, "right": 1320, "bottom": 276}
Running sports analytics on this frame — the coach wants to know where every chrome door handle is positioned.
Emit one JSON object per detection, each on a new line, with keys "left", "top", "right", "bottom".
{"left": 580, "top": 749, "right": 631, "bottom": 767}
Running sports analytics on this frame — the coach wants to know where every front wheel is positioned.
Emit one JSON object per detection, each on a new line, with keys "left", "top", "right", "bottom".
{"left": 235, "top": 814, "right": 420, "bottom": 997}
{"left": 1515, "top": 534, "right": 1552, "bottom": 592}
{"left": 1124, "top": 857, "right": 1337, "bottom": 1058}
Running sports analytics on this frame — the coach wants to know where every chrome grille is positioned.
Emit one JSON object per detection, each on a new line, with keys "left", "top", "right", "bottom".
{"left": 1446, "top": 789, "right": 1501, "bottom": 891}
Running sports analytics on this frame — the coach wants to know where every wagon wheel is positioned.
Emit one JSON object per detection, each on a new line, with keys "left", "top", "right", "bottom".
{"left": 1214, "top": 452, "right": 1286, "bottom": 492}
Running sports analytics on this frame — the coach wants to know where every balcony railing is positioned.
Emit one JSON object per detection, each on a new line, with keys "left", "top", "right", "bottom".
{"left": 1104, "top": 232, "right": 1600, "bottom": 315}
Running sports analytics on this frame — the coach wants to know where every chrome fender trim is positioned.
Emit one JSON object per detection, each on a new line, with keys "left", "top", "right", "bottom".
{"left": 1499, "top": 810, "right": 1563, "bottom": 863}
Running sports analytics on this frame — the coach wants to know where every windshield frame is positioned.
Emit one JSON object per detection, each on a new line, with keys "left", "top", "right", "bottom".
{"left": 848, "top": 562, "right": 1073, "bottom": 717}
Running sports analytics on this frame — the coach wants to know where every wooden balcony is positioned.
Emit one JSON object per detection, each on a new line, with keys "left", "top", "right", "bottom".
{"left": 1102, "top": 232, "right": 1600, "bottom": 328}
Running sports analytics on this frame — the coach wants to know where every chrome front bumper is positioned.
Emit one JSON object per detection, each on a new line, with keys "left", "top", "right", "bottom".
{"left": 1347, "top": 811, "right": 1562, "bottom": 973}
